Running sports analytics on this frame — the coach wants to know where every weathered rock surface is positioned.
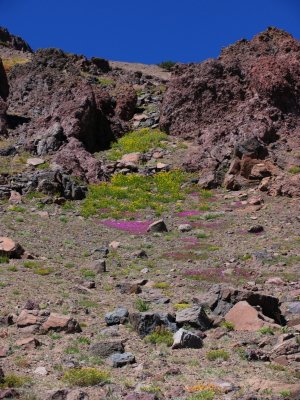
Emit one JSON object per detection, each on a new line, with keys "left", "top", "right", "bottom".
{"left": 160, "top": 27, "right": 300, "bottom": 195}
{"left": 0, "top": 237, "right": 24, "bottom": 259}
{"left": 129, "top": 312, "right": 177, "bottom": 337}
{"left": 175, "top": 306, "right": 211, "bottom": 330}
{"left": 172, "top": 328, "right": 203, "bottom": 349}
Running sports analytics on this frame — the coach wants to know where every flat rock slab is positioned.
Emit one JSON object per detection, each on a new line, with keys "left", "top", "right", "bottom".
{"left": 0, "top": 237, "right": 24, "bottom": 258}
{"left": 89, "top": 340, "right": 124, "bottom": 358}
{"left": 108, "top": 352, "right": 135, "bottom": 367}
{"left": 172, "top": 328, "right": 203, "bottom": 349}
{"left": 27, "top": 158, "right": 45, "bottom": 166}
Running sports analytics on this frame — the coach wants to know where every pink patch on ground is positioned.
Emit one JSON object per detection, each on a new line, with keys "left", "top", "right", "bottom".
{"left": 181, "top": 237, "right": 199, "bottom": 248}
{"left": 176, "top": 210, "right": 203, "bottom": 217}
{"left": 100, "top": 220, "right": 152, "bottom": 234}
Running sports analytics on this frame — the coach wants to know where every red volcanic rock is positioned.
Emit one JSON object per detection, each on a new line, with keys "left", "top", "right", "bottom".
{"left": 6, "top": 48, "right": 135, "bottom": 182}
{"left": 160, "top": 27, "right": 300, "bottom": 194}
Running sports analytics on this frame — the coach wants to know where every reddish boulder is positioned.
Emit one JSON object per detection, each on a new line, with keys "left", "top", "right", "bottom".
{"left": 224, "top": 301, "right": 278, "bottom": 331}
{"left": 41, "top": 313, "right": 81, "bottom": 334}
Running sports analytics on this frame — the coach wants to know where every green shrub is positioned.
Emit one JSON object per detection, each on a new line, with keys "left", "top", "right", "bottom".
{"left": 62, "top": 368, "right": 110, "bottom": 387}
{"left": 80, "top": 269, "right": 96, "bottom": 279}
{"left": 152, "top": 282, "right": 170, "bottom": 289}
{"left": 289, "top": 166, "right": 300, "bottom": 174}
{"left": 157, "top": 61, "right": 176, "bottom": 71}
{"left": 206, "top": 349, "right": 229, "bottom": 361}
{"left": 174, "top": 303, "right": 190, "bottom": 311}
{"left": 220, "top": 321, "right": 235, "bottom": 331}
{"left": 187, "top": 391, "right": 215, "bottom": 400}
{"left": 0, "top": 256, "right": 9, "bottom": 264}
{"left": 258, "top": 326, "right": 274, "bottom": 335}
{"left": 107, "top": 128, "right": 168, "bottom": 161}
{"left": 135, "top": 298, "right": 149, "bottom": 312}
{"left": 1, "top": 374, "right": 31, "bottom": 388}
{"left": 145, "top": 327, "right": 173, "bottom": 347}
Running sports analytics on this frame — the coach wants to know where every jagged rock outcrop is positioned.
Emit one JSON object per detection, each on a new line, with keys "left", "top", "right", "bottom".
{"left": 160, "top": 27, "right": 300, "bottom": 195}
{"left": 0, "top": 57, "right": 8, "bottom": 135}
{"left": 6, "top": 48, "right": 137, "bottom": 182}
{"left": 0, "top": 27, "right": 32, "bottom": 52}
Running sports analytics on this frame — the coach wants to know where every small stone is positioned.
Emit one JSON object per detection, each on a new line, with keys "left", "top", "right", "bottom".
{"left": 90, "top": 259, "right": 106, "bottom": 273}
{"left": 34, "top": 366, "right": 47, "bottom": 376}
{"left": 248, "top": 225, "right": 264, "bottom": 233}
{"left": 178, "top": 224, "right": 192, "bottom": 232}
{"left": 0, "top": 345, "right": 9, "bottom": 358}
{"left": 172, "top": 328, "right": 203, "bottom": 349}
{"left": 120, "top": 153, "right": 141, "bottom": 164}
{"left": 109, "top": 241, "right": 120, "bottom": 249}
{"left": 8, "top": 191, "right": 22, "bottom": 205}
{"left": 147, "top": 219, "right": 168, "bottom": 233}
{"left": 266, "top": 277, "right": 285, "bottom": 285}
{"left": 108, "top": 352, "right": 135, "bottom": 367}
{"left": 27, "top": 158, "right": 45, "bottom": 166}
{"left": 89, "top": 340, "right": 124, "bottom": 357}
{"left": 105, "top": 308, "right": 129, "bottom": 326}
{"left": 141, "top": 268, "right": 149, "bottom": 274}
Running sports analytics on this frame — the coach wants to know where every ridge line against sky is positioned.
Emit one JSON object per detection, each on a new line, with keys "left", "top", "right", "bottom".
{"left": 1, "top": 0, "right": 300, "bottom": 64}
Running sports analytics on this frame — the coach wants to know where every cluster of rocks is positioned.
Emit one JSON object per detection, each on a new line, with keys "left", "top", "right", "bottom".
{"left": 160, "top": 27, "right": 300, "bottom": 196}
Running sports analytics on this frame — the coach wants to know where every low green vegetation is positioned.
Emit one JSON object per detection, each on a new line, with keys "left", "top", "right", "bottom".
{"left": 206, "top": 349, "right": 229, "bottom": 361}
{"left": 220, "top": 321, "right": 235, "bottom": 331}
{"left": 258, "top": 326, "right": 274, "bottom": 335}
{"left": 81, "top": 170, "right": 196, "bottom": 218}
{"left": 96, "top": 77, "right": 115, "bottom": 87}
{"left": 135, "top": 298, "right": 150, "bottom": 312}
{"left": 157, "top": 60, "right": 177, "bottom": 71}
{"left": 1, "top": 374, "right": 31, "bottom": 388}
{"left": 62, "top": 368, "right": 110, "bottom": 387}
{"left": 152, "top": 282, "right": 170, "bottom": 289}
{"left": 0, "top": 256, "right": 9, "bottom": 264}
{"left": 186, "top": 391, "right": 215, "bottom": 400}
{"left": 288, "top": 166, "right": 300, "bottom": 174}
{"left": 107, "top": 128, "right": 168, "bottom": 161}
{"left": 145, "top": 327, "right": 173, "bottom": 347}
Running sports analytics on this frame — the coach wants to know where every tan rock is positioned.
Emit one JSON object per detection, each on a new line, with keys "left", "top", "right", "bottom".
{"left": 120, "top": 152, "right": 141, "bottom": 164}
{"left": 41, "top": 313, "right": 81, "bottom": 334}
{"left": 15, "top": 337, "right": 40, "bottom": 349}
{"left": 16, "top": 310, "right": 38, "bottom": 327}
{"left": 27, "top": 157, "right": 45, "bottom": 166}
{"left": 8, "top": 191, "right": 22, "bottom": 205}
{"left": 225, "top": 301, "right": 267, "bottom": 331}
{"left": 0, "top": 237, "right": 24, "bottom": 259}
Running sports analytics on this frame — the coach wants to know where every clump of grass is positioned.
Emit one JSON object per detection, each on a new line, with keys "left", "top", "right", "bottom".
{"left": 107, "top": 128, "right": 168, "bottom": 161}
{"left": 77, "top": 337, "right": 91, "bottom": 345}
{"left": 34, "top": 267, "right": 53, "bottom": 276}
{"left": 258, "top": 326, "right": 274, "bottom": 335}
{"left": 62, "top": 368, "right": 110, "bottom": 387}
{"left": 279, "top": 390, "right": 291, "bottom": 399}
{"left": 289, "top": 166, "right": 300, "bottom": 174}
{"left": 140, "top": 384, "right": 162, "bottom": 394}
{"left": 187, "top": 391, "right": 215, "bottom": 400}
{"left": 206, "top": 349, "right": 229, "bottom": 361}
{"left": 152, "top": 282, "right": 170, "bottom": 289}
{"left": 174, "top": 303, "right": 190, "bottom": 311}
{"left": 157, "top": 60, "right": 176, "bottom": 71}
{"left": 96, "top": 77, "right": 115, "bottom": 87}
{"left": 81, "top": 170, "right": 194, "bottom": 218}
{"left": 135, "top": 298, "right": 149, "bottom": 312}
{"left": 9, "top": 205, "right": 25, "bottom": 213}
{"left": 23, "top": 261, "right": 40, "bottom": 269}
{"left": 220, "top": 321, "right": 235, "bottom": 331}
{"left": 196, "top": 232, "right": 208, "bottom": 239}
{"left": 1, "top": 374, "right": 31, "bottom": 388}
{"left": 145, "top": 327, "right": 173, "bottom": 347}
{"left": 80, "top": 269, "right": 96, "bottom": 279}
{"left": 0, "top": 256, "right": 9, "bottom": 264}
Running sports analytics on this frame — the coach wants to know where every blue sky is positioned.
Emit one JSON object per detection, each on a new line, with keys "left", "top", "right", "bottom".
{"left": 1, "top": 0, "right": 300, "bottom": 64}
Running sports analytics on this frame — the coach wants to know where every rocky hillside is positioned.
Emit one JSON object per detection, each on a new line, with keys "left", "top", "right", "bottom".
{"left": 160, "top": 27, "right": 300, "bottom": 196}
{"left": 0, "top": 27, "right": 299, "bottom": 400}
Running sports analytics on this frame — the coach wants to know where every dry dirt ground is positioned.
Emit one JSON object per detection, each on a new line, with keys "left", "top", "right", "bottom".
{"left": 0, "top": 149, "right": 300, "bottom": 399}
